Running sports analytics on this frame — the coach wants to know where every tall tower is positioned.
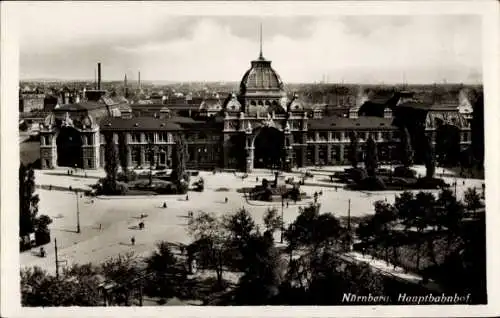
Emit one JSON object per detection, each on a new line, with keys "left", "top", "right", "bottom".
{"left": 124, "top": 73, "right": 129, "bottom": 98}
{"left": 97, "top": 62, "right": 102, "bottom": 90}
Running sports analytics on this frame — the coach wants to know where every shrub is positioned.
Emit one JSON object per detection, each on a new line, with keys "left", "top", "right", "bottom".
{"left": 155, "top": 182, "right": 176, "bottom": 194}
{"left": 99, "top": 179, "right": 129, "bottom": 195}
{"left": 393, "top": 166, "right": 416, "bottom": 179}
{"left": 287, "top": 186, "right": 301, "bottom": 202}
{"left": 414, "top": 177, "right": 448, "bottom": 189}
{"left": 353, "top": 176, "right": 387, "bottom": 191}
{"left": 346, "top": 167, "right": 368, "bottom": 183}
{"left": 117, "top": 170, "right": 138, "bottom": 182}
{"left": 35, "top": 229, "right": 51, "bottom": 246}
{"left": 177, "top": 181, "right": 189, "bottom": 194}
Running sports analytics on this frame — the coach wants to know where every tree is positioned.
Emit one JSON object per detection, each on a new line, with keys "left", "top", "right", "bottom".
{"left": 19, "top": 163, "right": 52, "bottom": 247}
{"left": 437, "top": 189, "right": 465, "bottom": 250}
{"left": 348, "top": 131, "right": 359, "bottom": 168}
{"left": 104, "top": 133, "right": 119, "bottom": 191}
{"left": 145, "top": 242, "right": 185, "bottom": 298}
{"left": 470, "top": 91, "right": 484, "bottom": 167}
{"left": 170, "top": 134, "right": 188, "bottom": 190}
{"left": 285, "top": 204, "right": 345, "bottom": 256}
{"left": 464, "top": 187, "right": 482, "bottom": 218}
{"left": 400, "top": 126, "right": 413, "bottom": 167}
{"left": 20, "top": 163, "right": 36, "bottom": 236}
{"left": 21, "top": 264, "right": 101, "bottom": 306}
{"left": 224, "top": 208, "right": 256, "bottom": 245}
{"left": 99, "top": 252, "right": 141, "bottom": 306}
{"left": 421, "top": 134, "right": 436, "bottom": 178}
{"left": 413, "top": 192, "right": 436, "bottom": 269}
{"left": 234, "top": 232, "right": 285, "bottom": 305}
{"left": 372, "top": 201, "right": 398, "bottom": 264}
{"left": 286, "top": 246, "right": 385, "bottom": 305}
{"left": 364, "top": 135, "right": 378, "bottom": 177}
{"left": 187, "top": 211, "right": 229, "bottom": 288}
{"left": 118, "top": 132, "right": 129, "bottom": 174}
{"left": 222, "top": 208, "right": 258, "bottom": 271}
{"left": 394, "top": 191, "right": 415, "bottom": 229}
{"left": 263, "top": 208, "right": 283, "bottom": 236}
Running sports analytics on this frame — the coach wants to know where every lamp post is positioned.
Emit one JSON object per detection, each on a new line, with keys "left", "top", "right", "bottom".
{"left": 280, "top": 197, "right": 285, "bottom": 244}
{"left": 75, "top": 190, "right": 81, "bottom": 233}
{"left": 454, "top": 176, "right": 457, "bottom": 198}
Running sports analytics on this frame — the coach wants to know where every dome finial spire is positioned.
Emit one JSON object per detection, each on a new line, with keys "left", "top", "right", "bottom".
{"left": 259, "top": 23, "right": 263, "bottom": 59}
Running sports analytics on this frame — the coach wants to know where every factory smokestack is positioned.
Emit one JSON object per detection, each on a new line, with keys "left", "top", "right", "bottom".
{"left": 138, "top": 71, "right": 141, "bottom": 91}
{"left": 97, "top": 62, "right": 102, "bottom": 90}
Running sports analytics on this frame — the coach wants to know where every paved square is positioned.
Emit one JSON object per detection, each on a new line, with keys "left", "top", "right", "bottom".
{"left": 21, "top": 166, "right": 484, "bottom": 273}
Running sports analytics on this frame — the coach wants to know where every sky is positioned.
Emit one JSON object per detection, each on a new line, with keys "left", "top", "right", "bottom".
{"left": 16, "top": 2, "right": 483, "bottom": 84}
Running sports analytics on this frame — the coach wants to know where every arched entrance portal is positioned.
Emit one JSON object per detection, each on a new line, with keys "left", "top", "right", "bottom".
{"left": 253, "top": 127, "right": 285, "bottom": 169}
{"left": 56, "top": 127, "right": 83, "bottom": 168}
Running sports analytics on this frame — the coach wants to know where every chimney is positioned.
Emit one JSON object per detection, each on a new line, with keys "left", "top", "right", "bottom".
{"left": 138, "top": 71, "right": 141, "bottom": 91}
{"left": 124, "top": 73, "right": 129, "bottom": 98}
{"left": 97, "top": 62, "right": 102, "bottom": 90}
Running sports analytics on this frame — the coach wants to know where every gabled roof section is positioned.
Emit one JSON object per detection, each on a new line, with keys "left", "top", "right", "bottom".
{"left": 309, "top": 116, "right": 395, "bottom": 130}
{"left": 99, "top": 117, "right": 183, "bottom": 131}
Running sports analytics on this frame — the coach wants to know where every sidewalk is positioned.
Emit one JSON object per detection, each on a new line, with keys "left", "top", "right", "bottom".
{"left": 344, "top": 251, "right": 444, "bottom": 293}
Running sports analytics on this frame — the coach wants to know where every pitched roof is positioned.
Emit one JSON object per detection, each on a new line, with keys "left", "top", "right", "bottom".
{"left": 309, "top": 116, "right": 395, "bottom": 130}
{"left": 56, "top": 102, "right": 106, "bottom": 111}
{"left": 98, "top": 115, "right": 208, "bottom": 131}
{"left": 99, "top": 117, "right": 183, "bottom": 131}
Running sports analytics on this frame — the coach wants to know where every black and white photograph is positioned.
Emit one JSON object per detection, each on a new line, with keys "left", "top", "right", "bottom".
{"left": 2, "top": 1, "right": 499, "bottom": 317}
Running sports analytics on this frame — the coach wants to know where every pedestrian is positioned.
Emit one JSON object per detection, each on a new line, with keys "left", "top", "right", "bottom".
{"left": 49, "top": 185, "right": 52, "bottom": 191}
{"left": 319, "top": 190, "right": 323, "bottom": 196}
{"left": 91, "top": 199, "right": 94, "bottom": 204}
{"left": 186, "top": 195, "right": 189, "bottom": 201}
{"left": 84, "top": 172, "right": 87, "bottom": 178}
{"left": 286, "top": 201, "right": 289, "bottom": 208}
{"left": 225, "top": 197, "right": 228, "bottom": 204}
{"left": 99, "top": 223, "right": 102, "bottom": 231}
{"left": 463, "top": 180, "right": 465, "bottom": 186}
{"left": 67, "top": 170, "right": 70, "bottom": 175}
{"left": 40, "top": 247, "right": 46, "bottom": 258}
{"left": 131, "top": 237, "right": 135, "bottom": 246}
{"left": 256, "top": 177, "right": 259, "bottom": 182}
{"left": 69, "top": 186, "right": 72, "bottom": 191}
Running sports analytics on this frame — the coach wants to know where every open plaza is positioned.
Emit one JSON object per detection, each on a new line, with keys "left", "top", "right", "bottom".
{"left": 20, "top": 165, "right": 484, "bottom": 275}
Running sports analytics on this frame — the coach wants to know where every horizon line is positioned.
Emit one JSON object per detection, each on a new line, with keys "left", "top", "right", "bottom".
{"left": 19, "top": 78, "right": 483, "bottom": 86}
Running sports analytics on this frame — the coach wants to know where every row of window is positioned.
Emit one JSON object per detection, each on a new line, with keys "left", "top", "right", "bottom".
{"left": 303, "top": 144, "right": 397, "bottom": 165}
{"left": 123, "top": 145, "right": 221, "bottom": 166}
{"left": 306, "top": 130, "right": 397, "bottom": 142}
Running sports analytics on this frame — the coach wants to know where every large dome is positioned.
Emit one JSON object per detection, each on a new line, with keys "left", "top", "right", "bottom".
{"left": 240, "top": 57, "right": 284, "bottom": 93}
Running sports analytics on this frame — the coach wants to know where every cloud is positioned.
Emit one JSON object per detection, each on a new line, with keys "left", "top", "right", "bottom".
{"left": 17, "top": 3, "right": 482, "bottom": 84}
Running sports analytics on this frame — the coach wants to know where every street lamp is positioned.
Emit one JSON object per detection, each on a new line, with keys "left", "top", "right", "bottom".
{"left": 454, "top": 176, "right": 457, "bottom": 198}
{"left": 280, "top": 196, "right": 285, "bottom": 243}
{"left": 75, "top": 191, "right": 81, "bottom": 233}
